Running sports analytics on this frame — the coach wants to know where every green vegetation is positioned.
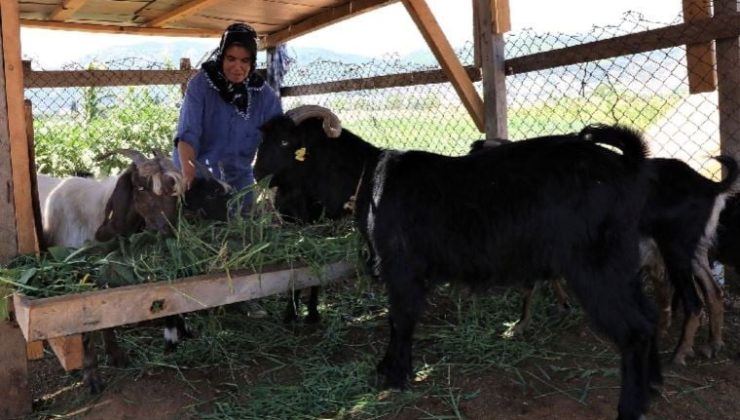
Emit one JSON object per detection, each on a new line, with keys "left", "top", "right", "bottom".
{"left": 0, "top": 187, "right": 359, "bottom": 298}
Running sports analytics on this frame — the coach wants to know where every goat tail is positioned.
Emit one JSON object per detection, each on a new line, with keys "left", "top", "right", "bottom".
{"left": 578, "top": 124, "right": 650, "bottom": 163}
{"left": 712, "top": 155, "right": 740, "bottom": 194}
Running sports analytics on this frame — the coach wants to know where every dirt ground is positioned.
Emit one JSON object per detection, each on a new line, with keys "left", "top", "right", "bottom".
{"left": 21, "top": 289, "right": 740, "bottom": 420}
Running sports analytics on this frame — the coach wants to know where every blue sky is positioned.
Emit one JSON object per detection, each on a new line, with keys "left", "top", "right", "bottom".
{"left": 21, "top": 0, "right": 683, "bottom": 67}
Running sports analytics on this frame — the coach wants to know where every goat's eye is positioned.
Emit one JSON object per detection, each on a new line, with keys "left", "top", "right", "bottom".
{"left": 280, "top": 140, "right": 289, "bottom": 147}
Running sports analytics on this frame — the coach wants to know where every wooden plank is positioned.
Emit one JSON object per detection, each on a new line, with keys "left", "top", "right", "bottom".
{"left": 1, "top": 0, "right": 36, "bottom": 256}
{"left": 505, "top": 13, "right": 740, "bottom": 75}
{"left": 263, "top": 0, "right": 399, "bottom": 48}
{"left": 403, "top": 0, "right": 484, "bottom": 131}
{"left": 47, "top": 334, "right": 83, "bottom": 371}
{"left": 0, "top": 320, "right": 32, "bottom": 418}
{"left": 683, "top": 0, "right": 716, "bottom": 93}
{"left": 281, "top": 65, "right": 481, "bottom": 96}
{"left": 49, "top": 0, "right": 89, "bottom": 21}
{"left": 0, "top": 0, "right": 18, "bottom": 263}
{"left": 147, "top": 0, "right": 224, "bottom": 27}
{"left": 26, "top": 340, "right": 44, "bottom": 360}
{"left": 13, "top": 261, "right": 354, "bottom": 342}
{"left": 24, "top": 68, "right": 198, "bottom": 88}
{"left": 475, "top": 0, "right": 508, "bottom": 140}
{"left": 19, "top": 19, "right": 222, "bottom": 38}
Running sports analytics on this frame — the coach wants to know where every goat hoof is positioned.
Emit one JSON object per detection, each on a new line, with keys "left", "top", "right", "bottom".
{"left": 84, "top": 375, "right": 105, "bottom": 395}
{"left": 700, "top": 341, "right": 724, "bottom": 359}
{"left": 282, "top": 313, "right": 300, "bottom": 324}
{"left": 671, "top": 348, "right": 693, "bottom": 366}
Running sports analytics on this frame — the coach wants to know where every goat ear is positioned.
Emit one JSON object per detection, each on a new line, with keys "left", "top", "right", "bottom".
{"left": 95, "top": 168, "right": 138, "bottom": 242}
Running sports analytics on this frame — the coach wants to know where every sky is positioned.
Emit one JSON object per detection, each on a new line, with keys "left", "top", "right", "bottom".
{"left": 20, "top": 0, "right": 684, "bottom": 68}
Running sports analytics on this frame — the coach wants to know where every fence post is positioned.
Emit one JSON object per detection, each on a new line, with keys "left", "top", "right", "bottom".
{"left": 715, "top": 0, "right": 740, "bottom": 290}
{"left": 180, "top": 57, "right": 191, "bottom": 97}
{"left": 475, "top": 0, "right": 509, "bottom": 140}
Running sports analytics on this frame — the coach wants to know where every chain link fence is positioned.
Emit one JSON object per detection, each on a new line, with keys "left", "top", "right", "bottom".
{"left": 23, "top": 12, "right": 731, "bottom": 179}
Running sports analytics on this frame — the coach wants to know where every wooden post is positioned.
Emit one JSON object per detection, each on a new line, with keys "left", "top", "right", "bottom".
{"left": 0, "top": 3, "right": 18, "bottom": 262}
{"left": 0, "top": 0, "right": 35, "bottom": 258}
{"left": 0, "top": 3, "right": 34, "bottom": 415}
{"left": 715, "top": 0, "right": 740, "bottom": 290}
{"left": 683, "top": 0, "right": 717, "bottom": 93}
{"left": 475, "top": 0, "right": 509, "bottom": 140}
{"left": 25, "top": 99, "right": 44, "bottom": 252}
{"left": 179, "top": 57, "right": 191, "bottom": 97}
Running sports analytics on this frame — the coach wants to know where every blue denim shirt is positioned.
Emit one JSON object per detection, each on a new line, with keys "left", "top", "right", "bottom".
{"left": 174, "top": 71, "right": 283, "bottom": 195}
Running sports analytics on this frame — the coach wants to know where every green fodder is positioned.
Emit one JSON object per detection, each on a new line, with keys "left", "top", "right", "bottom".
{"left": 0, "top": 185, "right": 360, "bottom": 298}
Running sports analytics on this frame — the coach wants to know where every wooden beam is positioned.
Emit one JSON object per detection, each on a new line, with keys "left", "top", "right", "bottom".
{"left": 13, "top": 261, "right": 354, "bottom": 342}
{"left": 491, "top": 0, "right": 510, "bottom": 33}
{"left": 476, "top": 0, "right": 508, "bottom": 139}
{"left": 683, "top": 0, "right": 717, "bottom": 93}
{"left": 25, "top": 68, "right": 198, "bottom": 88}
{"left": 505, "top": 13, "right": 740, "bottom": 75}
{"left": 403, "top": 0, "right": 484, "bottom": 131}
{"left": 1, "top": 0, "right": 36, "bottom": 256}
{"left": 47, "top": 335, "right": 83, "bottom": 371}
{"left": 49, "top": 0, "right": 89, "bottom": 22}
{"left": 263, "top": 0, "right": 399, "bottom": 48}
{"left": 282, "top": 65, "right": 481, "bottom": 96}
{"left": 19, "top": 19, "right": 221, "bottom": 38}
{"left": 0, "top": 320, "right": 32, "bottom": 418}
{"left": 147, "top": 0, "right": 223, "bottom": 28}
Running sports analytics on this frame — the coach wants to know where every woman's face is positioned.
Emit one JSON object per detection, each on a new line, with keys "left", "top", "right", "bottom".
{"left": 222, "top": 44, "right": 251, "bottom": 84}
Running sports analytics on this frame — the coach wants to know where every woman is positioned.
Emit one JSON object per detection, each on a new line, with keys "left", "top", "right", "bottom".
{"left": 175, "top": 22, "right": 282, "bottom": 317}
{"left": 175, "top": 22, "right": 283, "bottom": 211}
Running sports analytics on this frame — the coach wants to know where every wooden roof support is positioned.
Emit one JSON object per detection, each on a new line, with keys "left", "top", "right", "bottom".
{"left": 1, "top": 0, "right": 36, "bottom": 256}
{"left": 403, "top": 0, "right": 484, "bottom": 131}
{"left": 48, "top": 0, "right": 88, "bottom": 21}
{"left": 263, "top": 0, "right": 399, "bottom": 48}
{"left": 147, "top": 0, "right": 224, "bottom": 28}
{"left": 475, "top": 0, "right": 508, "bottom": 139}
{"left": 19, "top": 19, "right": 221, "bottom": 37}
{"left": 684, "top": 0, "right": 717, "bottom": 93}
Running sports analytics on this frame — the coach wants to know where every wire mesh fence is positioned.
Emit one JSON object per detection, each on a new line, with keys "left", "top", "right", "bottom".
{"left": 23, "top": 12, "right": 731, "bottom": 179}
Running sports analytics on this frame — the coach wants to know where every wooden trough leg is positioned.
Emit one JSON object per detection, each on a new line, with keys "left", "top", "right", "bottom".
{"left": 26, "top": 340, "right": 45, "bottom": 360}
{"left": 47, "top": 334, "right": 84, "bottom": 371}
{"left": 0, "top": 319, "right": 32, "bottom": 418}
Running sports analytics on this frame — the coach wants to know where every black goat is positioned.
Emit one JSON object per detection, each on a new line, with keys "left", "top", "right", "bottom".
{"left": 257, "top": 106, "right": 360, "bottom": 323}
{"left": 472, "top": 137, "right": 738, "bottom": 365}
{"left": 256, "top": 106, "right": 661, "bottom": 420}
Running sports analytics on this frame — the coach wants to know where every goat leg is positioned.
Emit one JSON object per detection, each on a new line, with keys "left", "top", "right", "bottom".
{"left": 283, "top": 290, "right": 302, "bottom": 323}
{"left": 511, "top": 285, "right": 536, "bottom": 336}
{"left": 693, "top": 258, "right": 725, "bottom": 358}
{"left": 82, "top": 332, "right": 105, "bottom": 394}
{"left": 305, "top": 286, "right": 321, "bottom": 324}
{"left": 102, "top": 328, "right": 128, "bottom": 368}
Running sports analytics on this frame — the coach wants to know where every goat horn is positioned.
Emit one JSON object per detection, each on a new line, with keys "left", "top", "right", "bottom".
{"left": 96, "top": 148, "right": 149, "bottom": 166}
{"left": 286, "top": 105, "right": 342, "bottom": 138}
{"left": 152, "top": 148, "right": 168, "bottom": 159}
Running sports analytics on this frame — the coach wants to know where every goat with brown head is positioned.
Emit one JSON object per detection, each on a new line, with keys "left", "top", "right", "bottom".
{"left": 95, "top": 149, "right": 185, "bottom": 242}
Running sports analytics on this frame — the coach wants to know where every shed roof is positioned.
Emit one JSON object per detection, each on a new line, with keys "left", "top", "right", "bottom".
{"left": 18, "top": 0, "right": 399, "bottom": 47}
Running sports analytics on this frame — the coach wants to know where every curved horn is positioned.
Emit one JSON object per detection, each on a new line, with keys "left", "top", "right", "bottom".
{"left": 286, "top": 105, "right": 342, "bottom": 138}
{"left": 152, "top": 148, "right": 168, "bottom": 159}
{"left": 96, "top": 148, "right": 149, "bottom": 166}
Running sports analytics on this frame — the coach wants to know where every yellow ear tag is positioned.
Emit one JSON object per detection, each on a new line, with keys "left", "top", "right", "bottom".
{"left": 294, "top": 147, "right": 307, "bottom": 162}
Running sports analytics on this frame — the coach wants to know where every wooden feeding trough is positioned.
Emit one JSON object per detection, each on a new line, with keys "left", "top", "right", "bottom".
{"left": 12, "top": 260, "right": 355, "bottom": 371}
